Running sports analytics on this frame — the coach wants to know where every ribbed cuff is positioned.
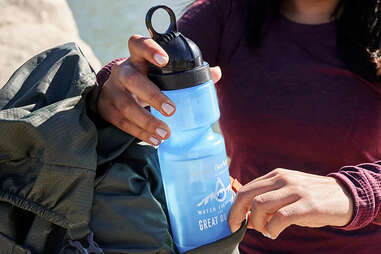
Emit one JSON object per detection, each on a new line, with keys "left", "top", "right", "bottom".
{"left": 328, "top": 169, "right": 374, "bottom": 230}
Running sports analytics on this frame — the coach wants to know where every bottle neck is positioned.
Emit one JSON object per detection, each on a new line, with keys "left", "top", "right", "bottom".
{"left": 160, "top": 80, "right": 220, "bottom": 132}
{"left": 169, "top": 126, "right": 211, "bottom": 144}
{"left": 159, "top": 126, "right": 225, "bottom": 159}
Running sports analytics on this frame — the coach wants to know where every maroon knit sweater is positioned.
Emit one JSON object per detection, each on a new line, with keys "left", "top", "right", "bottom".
{"left": 97, "top": 0, "right": 381, "bottom": 253}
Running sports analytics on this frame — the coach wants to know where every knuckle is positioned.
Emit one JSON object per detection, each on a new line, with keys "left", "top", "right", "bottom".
{"left": 277, "top": 170, "right": 288, "bottom": 179}
{"left": 110, "top": 60, "right": 134, "bottom": 84}
{"left": 110, "top": 62, "right": 122, "bottom": 77}
{"left": 273, "top": 171, "right": 294, "bottom": 187}
{"left": 124, "top": 69, "right": 141, "bottom": 86}
{"left": 135, "top": 128, "right": 147, "bottom": 140}
{"left": 110, "top": 95, "right": 120, "bottom": 109}
{"left": 142, "top": 37, "right": 153, "bottom": 48}
{"left": 128, "top": 34, "right": 142, "bottom": 48}
{"left": 277, "top": 209, "right": 291, "bottom": 222}
{"left": 252, "top": 195, "right": 266, "bottom": 208}
{"left": 236, "top": 188, "right": 249, "bottom": 201}
{"left": 112, "top": 93, "right": 130, "bottom": 110}
{"left": 146, "top": 89, "right": 160, "bottom": 104}
{"left": 235, "top": 189, "right": 250, "bottom": 206}
{"left": 273, "top": 168, "right": 284, "bottom": 174}
{"left": 274, "top": 174, "right": 288, "bottom": 187}
{"left": 289, "top": 185, "right": 304, "bottom": 195}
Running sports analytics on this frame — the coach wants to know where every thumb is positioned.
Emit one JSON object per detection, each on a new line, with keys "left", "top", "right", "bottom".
{"left": 210, "top": 66, "right": 222, "bottom": 84}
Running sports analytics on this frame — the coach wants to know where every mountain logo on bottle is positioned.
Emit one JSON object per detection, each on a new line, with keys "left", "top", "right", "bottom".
{"left": 197, "top": 177, "right": 232, "bottom": 207}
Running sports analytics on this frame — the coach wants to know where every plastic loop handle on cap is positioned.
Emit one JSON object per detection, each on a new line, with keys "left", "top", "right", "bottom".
{"left": 146, "top": 5, "right": 178, "bottom": 41}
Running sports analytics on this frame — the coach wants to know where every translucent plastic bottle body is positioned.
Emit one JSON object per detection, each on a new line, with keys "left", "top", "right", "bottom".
{"left": 151, "top": 80, "right": 233, "bottom": 253}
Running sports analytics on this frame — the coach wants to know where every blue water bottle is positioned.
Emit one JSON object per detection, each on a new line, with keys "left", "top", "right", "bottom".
{"left": 146, "top": 6, "right": 233, "bottom": 253}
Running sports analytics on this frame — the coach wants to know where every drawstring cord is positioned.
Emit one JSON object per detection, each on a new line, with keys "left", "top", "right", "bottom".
{"left": 68, "top": 232, "right": 103, "bottom": 254}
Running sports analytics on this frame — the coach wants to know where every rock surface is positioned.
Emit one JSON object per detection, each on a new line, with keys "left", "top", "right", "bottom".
{"left": 0, "top": 0, "right": 101, "bottom": 87}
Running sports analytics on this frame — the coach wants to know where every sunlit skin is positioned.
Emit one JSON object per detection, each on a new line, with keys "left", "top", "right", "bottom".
{"left": 98, "top": 0, "right": 353, "bottom": 240}
{"left": 281, "top": 0, "right": 341, "bottom": 24}
{"left": 98, "top": 35, "right": 221, "bottom": 146}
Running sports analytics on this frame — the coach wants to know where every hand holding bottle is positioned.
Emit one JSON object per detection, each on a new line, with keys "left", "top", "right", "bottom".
{"left": 97, "top": 34, "right": 221, "bottom": 145}
{"left": 228, "top": 168, "right": 354, "bottom": 239}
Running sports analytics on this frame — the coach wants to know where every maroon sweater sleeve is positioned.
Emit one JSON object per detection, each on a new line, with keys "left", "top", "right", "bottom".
{"left": 329, "top": 162, "right": 381, "bottom": 230}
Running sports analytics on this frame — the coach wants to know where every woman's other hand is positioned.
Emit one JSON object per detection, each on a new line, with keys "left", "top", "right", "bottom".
{"left": 228, "top": 168, "right": 354, "bottom": 239}
{"left": 97, "top": 35, "right": 222, "bottom": 145}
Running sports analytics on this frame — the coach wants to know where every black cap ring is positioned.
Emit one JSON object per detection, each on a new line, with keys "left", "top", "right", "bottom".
{"left": 146, "top": 6, "right": 178, "bottom": 41}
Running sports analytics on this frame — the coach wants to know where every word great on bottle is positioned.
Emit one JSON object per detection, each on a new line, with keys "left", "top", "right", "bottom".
{"left": 198, "top": 213, "right": 228, "bottom": 231}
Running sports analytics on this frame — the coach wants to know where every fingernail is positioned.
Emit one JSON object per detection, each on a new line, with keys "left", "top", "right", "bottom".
{"left": 162, "top": 103, "right": 175, "bottom": 115}
{"left": 149, "top": 137, "right": 160, "bottom": 145}
{"left": 154, "top": 54, "right": 167, "bottom": 66}
{"left": 231, "top": 226, "right": 239, "bottom": 233}
{"left": 156, "top": 128, "right": 167, "bottom": 138}
{"left": 262, "top": 232, "right": 272, "bottom": 239}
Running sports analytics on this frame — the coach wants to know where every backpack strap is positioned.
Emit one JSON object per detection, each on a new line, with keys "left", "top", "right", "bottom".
{"left": 58, "top": 232, "right": 103, "bottom": 254}
{"left": 23, "top": 216, "right": 53, "bottom": 253}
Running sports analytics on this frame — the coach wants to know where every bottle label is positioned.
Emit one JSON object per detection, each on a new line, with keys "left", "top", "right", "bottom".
{"left": 159, "top": 148, "right": 233, "bottom": 252}
{"left": 196, "top": 159, "right": 232, "bottom": 232}
{"left": 170, "top": 154, "right": 233, "bottom": 250}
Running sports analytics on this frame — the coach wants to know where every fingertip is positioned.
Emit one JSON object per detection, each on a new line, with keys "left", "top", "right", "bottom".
{"left": 151, "top": 40, "right": 169, "bottom": 67}
{"left": 155, "top": 127, "right": 168, "bottom": 139}
{"left": 228, "top": 216, "right": 239, "bottom": 233}
{"left": 153, "top": 53, "right": 169, "bottom": 66}
{"left": 149, "top": 136, "right": 161, "bottom": 146}
{"left": 210, "top": 66, "right": 222, "bottom": 84}
{"left": 229, "top": 223, "right": 240, "bottom": 233}
{"left": 213, "top": 66, "right": 222, "bottom": 75}
{"left": 261, "top": 232, "right": 273, "bottom": 239}
{"left": 161, "top": 102, "right": 176, "bottom": 116}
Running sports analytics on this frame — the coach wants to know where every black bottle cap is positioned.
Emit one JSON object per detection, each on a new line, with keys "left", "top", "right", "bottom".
{"left": 146, "top": 6, "right": 212, "bottom": 91}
